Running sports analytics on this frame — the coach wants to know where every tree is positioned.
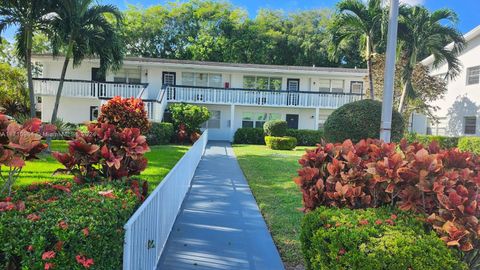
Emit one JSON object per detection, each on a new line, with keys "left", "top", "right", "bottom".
{"left": 0, "top": 0, "right": 57, "bottom": 117}
{"left": 397, "top": 6, "right": 464, "bottom": 113}
{"left": 0, "top": 62, "right": 29, "bottom": 116}
{"left": 48, "top": 0, "right": 123, "bottom": 123}
{"left": 328, "top": 0, "right": 386, "bottom": 99}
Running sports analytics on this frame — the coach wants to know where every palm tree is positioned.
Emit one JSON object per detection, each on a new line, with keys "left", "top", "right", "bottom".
{"left": 0, "top": 0, "right": 57, "bottom": 117}
{"left": 49, "top": 0, "right": 123, "bottom": 123}
{"left": 329, "top": 0, "right": 386, "bottom": 99}
{"left": 397, "top": 6, "right": 464, "bottom": 113}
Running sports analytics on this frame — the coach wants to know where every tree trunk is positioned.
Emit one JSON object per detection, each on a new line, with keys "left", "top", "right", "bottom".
{"left": 398, "top": 81, "right": 409, "bottom": 114}
{"left": 50, "top": 56, "right": 70, "bottom": 123}
{"left": 25, "top": 31, "right": 36, "bottom": 118}
{"left": 366, "top": 36, "right": 375, "bottom": 99}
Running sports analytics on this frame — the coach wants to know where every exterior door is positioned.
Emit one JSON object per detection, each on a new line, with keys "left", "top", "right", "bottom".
{"left": 286, "top": 114, "right": 299, "bottom": 129}
{"left": 91, "top": 68, "right": 106, "bottom": 96}
{"left": 162, "top": 72, "right": 176, "bottom": 86}
{"left": 287, "top": 79, "right": 300, "bottom": 106}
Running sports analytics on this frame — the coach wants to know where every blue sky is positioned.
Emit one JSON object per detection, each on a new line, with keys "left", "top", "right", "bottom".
{"left": 2, "top": 0, "right": 478, "bottom": 40}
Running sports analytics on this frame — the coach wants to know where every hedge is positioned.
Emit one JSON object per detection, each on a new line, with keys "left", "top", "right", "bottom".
{"left": 404, "top": 133, "right": 459, "bottom": 149}
{"left": 0, "top": 181, "right": 141, "bottom": 269}
{"left": 146, "top": 122, "right": 174, "bottom": 145}
{"left": 234, "top": 128, "right": 265, "bottom": 144}
{"left": 324, "top": 99, "right": 404, "bottom": 143}
{"left": 301, "top": 207, "right": 466, "bottom": 270}
{"left": 286, "top": 129, "right": 324, "bottom": 146}
{"left": 264, "top": 120, "right": 288, "bottom": 137}
{"left": 265, "top": 136, "right": 297, "bottom": 150}
{"left": 235, "top": 128, "right": 324, "bottom": 146}
{"left": 458, "top": 137, "right": 480, "bottom": 154}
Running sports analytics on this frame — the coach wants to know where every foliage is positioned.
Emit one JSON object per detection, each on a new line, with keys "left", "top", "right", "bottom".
{"left": 0, "top": 181, "right": 141, "bottom": 269}
{"left": 53, "top": 122, "right": 150, "bottom": 184}
{"left": 324, "top": 99, "right": 404, "bottom": 143}
{"left": 457, "top": 137, "right": 480, "bottom": 155}
{"left": 97, "top": 96, "right": 151, "bottom": 133}
{"left": 301, "top": 207, "right": 466, "bottom": 270}
{"left": 0, "top": 115, "right": 56, "bottom": 196}
{"left": 146, "top": 122, "right": 174, "bottom": 145}
{"left": 233, "top": 128, "right": 265, "bottom": 145}
{"left": 0, "top": 62, "right": 29, "bottom": 117}
{"left": 169, "top": 103, "right": 210, "bottom": 138}
{"left": 405, "top": 133, "right": 459, "bottom": 150}
{"left": 294, "top": 138, "right": 480, "bottom": 255}
{"left": 265, "top": 136, "right": 297, "bottom": 150}
{"left": 264, "top": 120, "right": 288, "bottom": 137}
{"left": 286, "top": 129, "right": 324, "bottom": 146}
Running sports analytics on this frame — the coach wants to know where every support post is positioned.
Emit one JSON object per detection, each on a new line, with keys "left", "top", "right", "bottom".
{"left": 314, "top": 108, "right": 320, "bottom": 130}
{"left": 230, "top": 104, "right": 235, "bottom": 142}
{"left": 380, "top": 0, "right": 400, "bottom": 142}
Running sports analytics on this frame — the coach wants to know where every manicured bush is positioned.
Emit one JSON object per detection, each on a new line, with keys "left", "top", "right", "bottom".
{"left": 405, "top": 133, "right": 459, "bottom": 149}
{"left": 301, "top": 207, "right": 466, "bottom": 270}
{"left": 265, "top": 136, "right": 297, "bottom": 150}
{"left": 97, "top": 96, "right": 151, "bottom": 133}
{"left": 169, "top": 103, "right": 210, "bottom": 134}
{"left": 264, "top": 120, "right": 288, "bottom": 137}
{"left": 294, "top": 138, "right": 480, "bottom": 254}
{"left": 323, "top": 99, "right": 404, "bottom": 143}
{"left": 233, "top": 128, "right": 265, "bottom": 145}
{"left": 0, "top": 180, "right": 143, "bottom": 270}
{"left": 286, "top": 129, "right": 324, "bottom": 146}
{"left": 53, "top": 122, "right": 150, "bottom": 183}
{"left": 146, "top": 122, "right": 174, "bottom": 145}
{"left": 458, "top": 137, "right": 480, "bottom": 154}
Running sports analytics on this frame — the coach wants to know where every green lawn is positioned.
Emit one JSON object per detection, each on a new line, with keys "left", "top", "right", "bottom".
{"left": 233, "top": 144, "right": 311, "bottom": 268}
{"left": 13, "top": 140, "right": 189, "bottom": 190}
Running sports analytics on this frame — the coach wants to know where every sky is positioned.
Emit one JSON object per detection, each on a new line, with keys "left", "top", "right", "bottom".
{"left": 2, "top": 0, "right": 479, "bottom": 40}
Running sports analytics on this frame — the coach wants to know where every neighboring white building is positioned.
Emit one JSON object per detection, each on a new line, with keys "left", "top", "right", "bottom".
{"left": 413, "top": 25, "right": 480, "bottom": 137}
{"left": 31, "top": 54, "right": 367, "bottom": 141}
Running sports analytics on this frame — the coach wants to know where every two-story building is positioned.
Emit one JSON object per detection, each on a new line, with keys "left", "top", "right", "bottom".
{"left": 31, "top": 54, "right": 367, "bottom": 141}
{"left": 413, "top": 25, "right": 480, "bottom": 137}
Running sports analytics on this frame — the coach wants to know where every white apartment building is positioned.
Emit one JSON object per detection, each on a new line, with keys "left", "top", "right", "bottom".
{"left": 31, "top": 55, "right": 367, "bottom": 141}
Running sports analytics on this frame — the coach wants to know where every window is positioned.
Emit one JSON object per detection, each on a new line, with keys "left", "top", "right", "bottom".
{"left": 242, "top": 112, "right": 282, "bottom": 128}
{"left": 90, "top": 106, "right": 99, "bottom": 121}
{"left": 464, "top": 116, "right": 477, "bottom": 135}
{"left": 112, "top": 69, "right": 141, "bottom": 84}
{"left": 350, "top": 81, "right": 364, "bottom": 94}
{"left": 316, "top": 79, "right": 345, "bottom": 92}
{"left": 182, "top": 72, "right": 222, "bottom": 87}
{"left": 243, "top": 76, "right": 282, "bottom": 90}
{"left": 467, "top": 66, "right": 480, "bottom": 85}
{"left": 203, "top": 110, "right": 221, "bottom": 129}
{"left": 331, "top": 80, "right": 344, "bottom": 93}
{"left": 318, "top": 80, "right": 330, "bottom": 92}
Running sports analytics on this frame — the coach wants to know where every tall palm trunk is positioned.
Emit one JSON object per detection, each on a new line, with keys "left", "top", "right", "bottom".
{"left": 366, "top": 36, "right": 375, "bottom": 99}
{"left": 25, "top": 30, "right": 36, "bottom": 117}
{"left": 51, "top": 41, "right": 73, "bottom": 123}
{"left": 398, "top": 80, "right": 411, "bottom": 113}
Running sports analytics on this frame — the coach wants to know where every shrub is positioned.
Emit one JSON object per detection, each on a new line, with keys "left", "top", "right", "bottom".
{"left": 0, "top": 115, "right": 56, "bottom": 196}
{"left": 146, "top": 122, "right": 174, "bottom": 145}
{"left": 234, "top": 128, "right": 265, "bottom": 145}
{"left": 286, "top": 129, "right": 324, "bottom": 146}
{"left": 53, "top": 122, "right": 150, "bottom": 184}
{"left": 0, "top": 181, "right": 143, "bottom": 269}
{"left": 265, "top": 136, "right": 297, "bottom": 150}
{"left": 169, "top": 103, "right": 210, "bottom": 136}
{"left": 405, "top": 133, "right": 459, "bottom": 149}
{"left": 324, "top": 99, "right": 404, "bottom": 143}
{"left": 97, "top": 96, "right": 151, "bottom": 133}
{"left": 301, "top": 207, "right": 466, "bottom": 270}
{"left": 294, "top": 138, "right": 480, "bottom": 255}
{"left": 264, "top": 120, "right": 288, "bottom": 137}
{"left": 458, "top": 137, "right": 480, "bottom": 154}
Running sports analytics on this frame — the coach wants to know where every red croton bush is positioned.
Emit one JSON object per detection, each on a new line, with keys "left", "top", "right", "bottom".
{"left": 97, "top": 96, "right": 151, "bottom": 133}
{"left": 294, "top": 138, "right": 480, "bottom": 252}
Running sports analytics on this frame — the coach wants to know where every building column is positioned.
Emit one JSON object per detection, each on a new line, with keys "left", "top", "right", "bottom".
{"left": 230, "top": 104, "right": 235, "bottom": 142}
{"left": 314, "top": 107, "right": 320, "bottom": 130}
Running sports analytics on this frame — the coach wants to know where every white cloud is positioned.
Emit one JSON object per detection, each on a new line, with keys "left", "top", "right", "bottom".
{"left": 400, "top": 0, "right": 425, "bottom": 5}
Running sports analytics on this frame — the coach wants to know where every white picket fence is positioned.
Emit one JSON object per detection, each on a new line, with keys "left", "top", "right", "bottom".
{"left": 123, "top": 130, "right": 209, "bottom": 270}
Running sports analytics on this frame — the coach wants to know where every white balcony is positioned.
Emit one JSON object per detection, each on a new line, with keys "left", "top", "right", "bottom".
{"left": 166, "top": 85, "right": 363, "bottom": 109}
{"left": 33, "top": 78, "right": 147, "bottom": 99}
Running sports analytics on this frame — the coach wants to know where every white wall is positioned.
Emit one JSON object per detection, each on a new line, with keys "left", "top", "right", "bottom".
{"left": 41, "top": 96, "right": 101, "bottom": 124}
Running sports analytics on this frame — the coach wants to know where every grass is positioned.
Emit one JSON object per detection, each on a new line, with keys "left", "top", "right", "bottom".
{"left": 12, "top": 140, "right": 189, "bottom": 190}
{"left": 233, "top": 144, "right": 311, "bottom": 268}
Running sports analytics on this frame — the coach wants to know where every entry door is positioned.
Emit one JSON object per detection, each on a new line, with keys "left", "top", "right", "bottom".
{"left": 162, "top": 72, "right": 176, "bottom": 86}
{"left": 286, "top": 114, "right": 299, "bottom": 129}
{"left": 287, "top": 79, "right": 300, "bottom": 106}
{"left": 91, "top": 68, "right": 106, "bottom": 96}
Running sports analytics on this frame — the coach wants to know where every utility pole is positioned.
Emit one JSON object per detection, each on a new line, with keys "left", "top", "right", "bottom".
{"left": 380, "top": 0, "right": 400, "bottom": 142}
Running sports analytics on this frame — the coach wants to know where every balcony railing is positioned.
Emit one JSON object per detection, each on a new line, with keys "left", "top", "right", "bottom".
{"left": 166, "top": 85, "right": 363, "bottom": 109}
{"left": 33, "top": 78, "right": 148, "bottom": 99}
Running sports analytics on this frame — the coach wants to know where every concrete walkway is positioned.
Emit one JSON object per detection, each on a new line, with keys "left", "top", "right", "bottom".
{"left": 157, "top": 142, "right": 284, "bottom": 270}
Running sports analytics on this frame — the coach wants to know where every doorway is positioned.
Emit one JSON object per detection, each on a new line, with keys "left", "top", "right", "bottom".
{"left": 287, "top": 78, "right": 300, "bottom": 106}
{"left": 286, "top": 114, "right": 299, "bottom": 129}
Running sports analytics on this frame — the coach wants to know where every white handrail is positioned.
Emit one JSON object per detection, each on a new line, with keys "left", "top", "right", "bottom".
{"left": 123, "top": 130, "right": 208, "bottom": 270}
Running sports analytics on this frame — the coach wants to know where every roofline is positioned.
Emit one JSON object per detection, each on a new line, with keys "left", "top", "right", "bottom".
{"left": 32, "top": 54, "right": 367, "bottom": 76}
{"left": 421, "top": 24, "right": 480, "bottom": 66}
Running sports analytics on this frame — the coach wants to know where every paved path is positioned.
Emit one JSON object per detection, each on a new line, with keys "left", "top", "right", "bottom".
{"left": 157, "top": 142, "right": 284, "bottom": 270}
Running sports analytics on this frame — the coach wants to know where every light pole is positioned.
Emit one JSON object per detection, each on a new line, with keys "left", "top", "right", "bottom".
{"left": 379, "top": 0, "right": 400, "bottom": 142}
